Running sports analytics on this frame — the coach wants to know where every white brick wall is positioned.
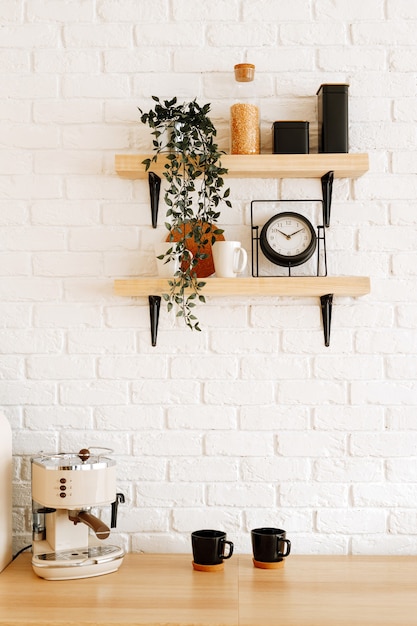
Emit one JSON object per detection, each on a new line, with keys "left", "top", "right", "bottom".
{"left": 2, "top": 0, "right": 417, "bottom": 557}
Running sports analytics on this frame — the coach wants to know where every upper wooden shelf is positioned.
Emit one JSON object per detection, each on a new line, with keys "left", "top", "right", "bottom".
{"left": 114, "top": 276, "right": 371, "bottom": 298}
{"left": 115, "top": 153, "right": 369, "bottom": 180}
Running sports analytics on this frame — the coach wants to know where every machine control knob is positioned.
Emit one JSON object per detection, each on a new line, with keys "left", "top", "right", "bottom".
{"left": 59, "top": 492, "right": 66, "bottom": 498}
{"left": 59, "top": 478, "right": 66, "bottom": 484}
{"left": 78, "top": 448, "right": 90, "bottom": 462}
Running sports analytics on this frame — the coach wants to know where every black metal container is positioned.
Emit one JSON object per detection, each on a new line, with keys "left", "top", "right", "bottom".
{"left": 317, "top": 84, "right": 349, "bottom": 153}
{"left": 273, "top": 121, "right": 309, "bottom": 154}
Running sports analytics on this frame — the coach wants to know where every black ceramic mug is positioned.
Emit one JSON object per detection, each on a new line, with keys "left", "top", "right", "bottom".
{"left": 251, "top": 527, "right": 291, "bottom": 563}
{"left": 191, "top": 530, "right": 234, "bottom": 566}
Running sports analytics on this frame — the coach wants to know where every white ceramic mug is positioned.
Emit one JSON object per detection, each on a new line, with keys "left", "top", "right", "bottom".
{"left": 155, "top": 242, "right": 193, "bottom": 277}
{"left": 212, "top": 241, "right": 247, "bottom": 278}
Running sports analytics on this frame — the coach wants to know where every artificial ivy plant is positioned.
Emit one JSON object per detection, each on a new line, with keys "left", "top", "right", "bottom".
{"left": 139, "top": 96, "right": 232, "bottom": 331}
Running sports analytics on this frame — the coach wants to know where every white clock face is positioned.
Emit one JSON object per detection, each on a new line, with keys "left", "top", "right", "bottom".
{"left": 265, "top": 215, "right": 313, "bottom": 257}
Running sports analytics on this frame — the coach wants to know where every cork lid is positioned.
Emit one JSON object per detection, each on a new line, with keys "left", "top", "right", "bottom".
{"left": 234, "top": 63, "right": 255, "bottom": 82}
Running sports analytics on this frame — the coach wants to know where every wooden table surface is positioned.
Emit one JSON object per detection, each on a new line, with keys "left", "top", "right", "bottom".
{"left": 1, "top": 553, "right": 417, "bottom": 625}
{"left": 239, "top": 554, "right": 417, "bottom": 626}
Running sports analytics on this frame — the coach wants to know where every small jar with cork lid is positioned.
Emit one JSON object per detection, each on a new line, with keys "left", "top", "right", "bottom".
{"left": 230, "top": 63, "right": 260, "bottom": 155}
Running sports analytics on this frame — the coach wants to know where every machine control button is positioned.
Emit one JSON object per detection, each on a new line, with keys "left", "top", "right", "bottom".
{"left": 59, "top": 485, "right": 66, "bottom": 491}
{"left": 59, "top": 492, "right": 66, "bottom": 498}
{"left": 59, "top": 478, "right": 66, "bottom": 484}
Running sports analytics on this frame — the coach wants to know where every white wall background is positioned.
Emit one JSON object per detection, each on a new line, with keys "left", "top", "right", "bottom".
{"left": 2, "top": 0, "right": 417, "bottom": 557}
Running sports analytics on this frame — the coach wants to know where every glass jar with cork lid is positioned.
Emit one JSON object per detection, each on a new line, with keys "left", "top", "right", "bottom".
{"left": 230, "top": 63, "right": 260, "bottom": 155}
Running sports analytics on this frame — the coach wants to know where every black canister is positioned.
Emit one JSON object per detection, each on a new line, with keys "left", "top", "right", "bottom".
{"left": 273, "top": 121, "right": 309, "bottom": 154}
{"left": 317, "top": 84, "right": 349, "bottom": 153}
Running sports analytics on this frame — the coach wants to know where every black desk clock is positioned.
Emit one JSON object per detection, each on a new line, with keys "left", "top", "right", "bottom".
{"left": 259, "top": 211, "right": 317, "bottom": 268}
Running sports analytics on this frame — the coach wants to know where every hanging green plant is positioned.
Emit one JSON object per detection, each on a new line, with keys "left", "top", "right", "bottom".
{"left": 139, "top": 96, "right": 232, "bottom": 331}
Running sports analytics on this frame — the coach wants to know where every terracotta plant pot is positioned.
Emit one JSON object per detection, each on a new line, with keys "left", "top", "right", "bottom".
{"left": 166, "top": 221, "right": 225, "bottom": 277}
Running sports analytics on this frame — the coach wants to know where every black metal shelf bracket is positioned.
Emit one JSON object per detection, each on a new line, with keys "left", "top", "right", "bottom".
{"left": 148, "top": 172, "right": 161, "bottom": 229}
{"left": 149, "top": 295, "right": 161, "bottom": 346}
{"left": 320, "top": 293, "right": 333, "bottom": 347}
{"left": 321, "top": 171, "right": 334, "bottom": 227}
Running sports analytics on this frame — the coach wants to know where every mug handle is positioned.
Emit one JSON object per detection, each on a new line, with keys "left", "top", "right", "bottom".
{"left": 278, "top": 538, "right": 291, "bottom": 558}
{"left": 233, "top": 247, "right": 247, "bottom": 274}
{"left": 182, "top": 249, "right": 193, "bottom": 262}
{"left": 220, "top": 540, "right": 234, "bottom": 560}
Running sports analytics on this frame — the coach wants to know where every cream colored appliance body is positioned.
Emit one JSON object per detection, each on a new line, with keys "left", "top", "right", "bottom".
{"left": 31, "top": 448, "right": 124, "bottom": 580}
{"left": 0, "top": 414, "right": 12, "bottom": 573}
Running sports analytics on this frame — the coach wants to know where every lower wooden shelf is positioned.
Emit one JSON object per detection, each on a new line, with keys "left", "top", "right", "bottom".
{"left": 114, "top": 276, "right": 370, "bottom": 298}
{"left": 114, "top": 276, "right": 370, "bottom": 347}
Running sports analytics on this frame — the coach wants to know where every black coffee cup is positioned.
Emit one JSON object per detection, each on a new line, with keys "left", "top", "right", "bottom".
{"left": 251, "top": 527, "right": 291, "bottom": 563}
{"left": 191, "top": 529, "right": 234, "bottom": 566}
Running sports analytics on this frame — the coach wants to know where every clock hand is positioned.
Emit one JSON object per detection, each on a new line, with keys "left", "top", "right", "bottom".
{"left": 288, "top": 228, "right": 305, "bottom": 237}
{"left": 276, "top": 229, "right": 291, "bottom": 240}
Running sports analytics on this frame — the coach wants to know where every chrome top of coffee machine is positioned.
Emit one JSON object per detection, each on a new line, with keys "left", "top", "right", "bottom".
{"left": 31, "top": 447, "right": 124, "bottom": 580}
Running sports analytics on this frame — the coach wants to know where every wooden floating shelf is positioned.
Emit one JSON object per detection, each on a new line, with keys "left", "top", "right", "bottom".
{"left": 115, "top": 153, "right": 369, "bottom": 180}
{"left": 114, "top": 276, "right": 371, "bottom": 298}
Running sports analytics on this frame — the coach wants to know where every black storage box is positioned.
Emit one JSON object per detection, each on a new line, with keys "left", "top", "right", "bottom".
{"left": 273, "top": 121, "right": 309, "bottom": 154}
{"left": 317, "top": 83, "right": 349, "bottom": 153}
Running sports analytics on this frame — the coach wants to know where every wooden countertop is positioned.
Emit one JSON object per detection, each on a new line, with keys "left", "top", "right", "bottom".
{"left": 239, "top": 554, "right": 417, "bottom": 626}
{"left": 2, "top": 553, "right": 417, "bottom": 625}
{"left": 0, "top": 553, "right": 238, "bottom": 626}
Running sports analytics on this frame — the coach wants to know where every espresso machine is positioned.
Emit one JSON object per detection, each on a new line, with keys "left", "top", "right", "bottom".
{"left": 31, "top": 448, "right": 124, "bottom": 580}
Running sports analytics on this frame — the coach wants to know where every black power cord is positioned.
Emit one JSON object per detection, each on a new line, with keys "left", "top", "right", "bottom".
{"left": 12, "top": 544, "right": 31, "bottom": 561}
